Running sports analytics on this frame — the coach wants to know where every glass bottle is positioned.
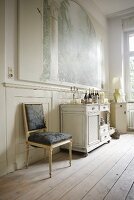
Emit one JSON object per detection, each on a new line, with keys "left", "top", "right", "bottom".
{"left": 84, "top": 91, "right": 88, "bottom": 104}
{"left": 88, "top": 89, "right": 92, "bottom": 103}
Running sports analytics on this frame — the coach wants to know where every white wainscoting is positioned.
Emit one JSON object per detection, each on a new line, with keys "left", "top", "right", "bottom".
{"left": 0, "top": 83, "right": 73, "bottom": 176}
{"left": 6, "top": 87, "right": 52, "bottom": 172}
{"left": 0, "top": 85, "right": 7, "bottom": 176}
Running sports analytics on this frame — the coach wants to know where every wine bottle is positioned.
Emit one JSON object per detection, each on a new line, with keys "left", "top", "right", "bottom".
{"left": 84, "top": 91, "right": 88, "bottom": 104}
{"left": 91, "top": 88, "right": 95, "bottom": 103}
{"left": 88, "top": 88, "right": 92, "bottom": 103}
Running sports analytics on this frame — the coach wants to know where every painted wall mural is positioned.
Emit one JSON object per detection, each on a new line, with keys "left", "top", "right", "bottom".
{"left": 18, "top": 0, "right": 102, "bottom": 87}
{"left": 42, "top": 0, "right": 101, "bottom": 87}
{"left": 58, "top": 0, "right": 99, "bottom": 86}
{"left": 40, "top": 0, "right": 51, "bottom": 81}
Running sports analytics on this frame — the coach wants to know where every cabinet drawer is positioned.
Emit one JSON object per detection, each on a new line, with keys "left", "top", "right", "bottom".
{"left": 100, "top": 125, "right": 109, "bottom": 135}
{"left": 115, "top": 103, "right": 126, "bottom": 109}
{"left": 100, "top": 130, "right": 109, "bottom": 137}
{"left": 87, "top": 105, "right": 99, "bottom": 112}
{"left": 100, "top": 125, "right": 109, "bottom": 142}
{"left": 100, "top": 135, "right": 109, "bottom": 142}
{"left": 100, "top": 104, "right": 109, "bottom": 111}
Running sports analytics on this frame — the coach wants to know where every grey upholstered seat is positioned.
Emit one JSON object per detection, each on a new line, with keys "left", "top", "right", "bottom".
{"left": 28, "top": 132, "right": 72, "bottom": 145}
{"left": 23, "top": 103, "right": 72, "bottom": 178}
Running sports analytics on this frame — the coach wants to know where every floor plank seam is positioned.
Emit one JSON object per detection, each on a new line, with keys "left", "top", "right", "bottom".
{"left": 102, "top": 156, "right": 134, "bottom": 200}
{"left": 49, "top": 142, "right": 134, "bottom": 200}
{"left": 32, "top": 140, "right": 124, "bottom": 200}
{"left": 78, "top": 147, "right": 134, "bottom": 200}
{"left": 19, "top": 137, "right": 134, "bottom": 200}
{"left": 33, "top": 152, "right": 116, "bottom": 200}
{"left": 1, "top": 134, "right": 134, "bottom": 200}
{"left": 125, "top": 181, "right": 134, "bottom": 200}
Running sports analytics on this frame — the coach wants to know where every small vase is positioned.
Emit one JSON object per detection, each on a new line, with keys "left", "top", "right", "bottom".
{"left": 113, "top": 89, "right": 120, "bottom": 103}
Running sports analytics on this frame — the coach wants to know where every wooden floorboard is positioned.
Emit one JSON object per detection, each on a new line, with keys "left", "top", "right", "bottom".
{"left": 82, "top": 146, "right": 134, "bottom": 200}
{"left": 104, "top": 157, "right": 134, "bottom": 200}
{"left": 126, "top": 181, "right": 134, "bottom": 200}
{"left": 58, "top": 136, "right": 134, "bottom": 200}
{"left": 0, "top": 134, "right": 134, "bottom": 200}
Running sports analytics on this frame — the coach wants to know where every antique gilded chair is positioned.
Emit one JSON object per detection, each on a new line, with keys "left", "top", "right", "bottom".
{"left": 22, "top": 103, "right": 72, "bottom": 178}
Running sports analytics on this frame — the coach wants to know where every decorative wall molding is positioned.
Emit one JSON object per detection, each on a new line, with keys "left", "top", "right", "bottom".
{"left": 107, "top": 7, "right": 134, "bottom": 19}
{"left": 3, "top": 82, "right": 71, "bottom": 92}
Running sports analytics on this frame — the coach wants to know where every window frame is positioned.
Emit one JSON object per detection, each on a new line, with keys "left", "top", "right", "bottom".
{"left": 124, "top": 31, "right": 134, "bottom": 101}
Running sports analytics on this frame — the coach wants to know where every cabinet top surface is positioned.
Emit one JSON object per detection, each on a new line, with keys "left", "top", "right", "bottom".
{"left": 60, "top": 103, "right": 110, "bottom": 112}
{"left": 110, "top": 102, "right": 126, "bottom": 104}
{"left": 60, "top": 103, "right": 109, "bottom": 106}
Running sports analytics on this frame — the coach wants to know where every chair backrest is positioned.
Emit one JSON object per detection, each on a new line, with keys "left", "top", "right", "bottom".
{"left": 23, "top": 103, "right": 47, "bottom": 138}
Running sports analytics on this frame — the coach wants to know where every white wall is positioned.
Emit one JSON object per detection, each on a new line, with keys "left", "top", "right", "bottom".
{"left": 0, "top": 0, "right": 7, "bottom": 176}
{"left": 5, "top": 0, "right": 18, "bottom": 81}
{"left": 0, "top": 0, "right": 109, "bottom": 176}
{"left": 76, "top": 0, "right": 107, "bottom": 29}
{"left": 108, "top": 17, "right": 123, "bottom": 97}
{"left": 0, "top": 0, "right": 5, "bottom": 82}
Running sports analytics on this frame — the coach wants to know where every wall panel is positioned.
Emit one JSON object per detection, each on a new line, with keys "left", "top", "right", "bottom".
{"left": 3, "top": 85, "right": 73, "bottom": 173}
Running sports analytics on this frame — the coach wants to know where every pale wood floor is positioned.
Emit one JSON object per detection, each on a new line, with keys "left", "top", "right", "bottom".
{"left": 0, "top": 134, "right": 134, "bottom": 200}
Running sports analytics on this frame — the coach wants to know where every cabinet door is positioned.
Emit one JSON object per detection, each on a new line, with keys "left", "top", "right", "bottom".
{"left": 116, "top": 104, "right": 127, "bottom": 132}
{"left": 127, "top": 109, "right": 134, "bottom": 129}
{"left": 87, "top": 115, "right": 99, "bottom": 146}
{"left": 61, "top": 113, "right": 85, "bottom": 148}
{"left": 127, "top": 103, "right": 134, "bottom": 130}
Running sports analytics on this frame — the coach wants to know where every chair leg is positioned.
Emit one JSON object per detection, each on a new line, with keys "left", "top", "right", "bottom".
{"left": 49, "top": 147, "right": 53, "bottom": 178}
{"left": 69, "top": 140, "right": 72, "bottom": 166}
{"left": 26, "top": 142, "right": 29, "bottom": 168}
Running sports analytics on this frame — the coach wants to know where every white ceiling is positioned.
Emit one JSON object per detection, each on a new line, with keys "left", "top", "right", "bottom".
{"left": 92, "top": 0, "right": 134, "bottom": 17}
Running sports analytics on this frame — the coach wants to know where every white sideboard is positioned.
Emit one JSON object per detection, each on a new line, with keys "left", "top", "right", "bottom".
{"left": 60, "top": 104, "right": 111, "bottom": 155}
